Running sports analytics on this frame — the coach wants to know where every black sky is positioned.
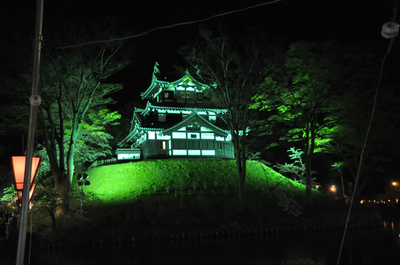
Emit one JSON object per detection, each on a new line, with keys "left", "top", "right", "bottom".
{"left": 2, "top": 0, "right": 398, "bottom": 98}
{"left": 1, "top": 0, "right": 400, "bottom": 189}
{"left": 32, "top": 0, "right": 399, "bottom": 102}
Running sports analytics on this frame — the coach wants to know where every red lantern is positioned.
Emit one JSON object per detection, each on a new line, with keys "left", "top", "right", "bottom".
{"left": 11, "top": 156, "right": 41, "bottom": 203}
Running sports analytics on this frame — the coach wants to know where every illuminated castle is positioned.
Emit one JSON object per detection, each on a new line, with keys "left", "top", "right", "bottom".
{"left": 116, "top": 64, "right": 234, "bottom": 161}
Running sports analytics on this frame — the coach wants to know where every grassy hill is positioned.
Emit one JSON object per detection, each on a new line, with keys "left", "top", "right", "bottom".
{"left": 74, "top": 159, "right": 312, "bottom": 206}
{"left": 40, "top": 159, "right": 380, "bottom": 244}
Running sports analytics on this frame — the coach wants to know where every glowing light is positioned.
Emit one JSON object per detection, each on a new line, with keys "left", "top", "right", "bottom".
{"left": 17, "top": 183, "right": 36, "bottom": 203}
{"left": 11, "top": 156, "right": 41, "bottom": 205}
{"left": 11, "top": 156, "right": 41, "bottom": 191}
{"left": 392, "top": 181, "right": 399, "bottom": 187}
{"left": 330, "top": 185, "right": 336, "bottom": 192}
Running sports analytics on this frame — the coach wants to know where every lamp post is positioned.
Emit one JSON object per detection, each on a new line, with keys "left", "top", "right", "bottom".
{"left": 11, "top": 156, "right": 41, "bottom": 204}
{"left": 11, "top": 156, "right": 40, "bottom": 264}
{"left": 77, "top": 174, "right": 90, "bottom": 213}
{"left": 14, "top": 0, "right": 43, "bottom": 264}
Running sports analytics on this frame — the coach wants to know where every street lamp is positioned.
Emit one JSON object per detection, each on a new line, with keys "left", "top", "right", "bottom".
{"left": 77, "top": 174, "right": 90, "bottom": 212}
{"left": 11, "top": 156, "right": 41, "bottom": 204}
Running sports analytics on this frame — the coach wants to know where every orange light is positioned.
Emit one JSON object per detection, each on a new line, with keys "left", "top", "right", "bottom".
{"left": 330, "top": 185, "right": 337, "bottom": 192}
{"left": 392, "top": 182, "right": 399, "bottom": 187}
{"left": 17, "top": 183, "right": 37, "bottom": 203}
{"left": 11, "top": 156, "right": 41, "bottom": 204}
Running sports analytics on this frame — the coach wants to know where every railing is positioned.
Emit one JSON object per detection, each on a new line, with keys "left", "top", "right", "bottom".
{"left": 89, "top": 158, "right": 118, "bottom": 168}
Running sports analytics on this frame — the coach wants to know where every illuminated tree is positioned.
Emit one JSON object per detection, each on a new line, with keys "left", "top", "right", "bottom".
{"left": 274, "top": 147, "right": 316, "bottom": 185}
{"left": 38, "top": 41, "right": 127, "bottom": 215}
{"left": 72, "top": 108, "right": 121, "bottom": 169}
{"left": 251, "top": 41, "right": 342, "bottom": 208}
{"left": 179, "top": 27, "right": 265, "bottom": 209}
{"left": 325, "top": 82, "right": 400, "bottom": 198}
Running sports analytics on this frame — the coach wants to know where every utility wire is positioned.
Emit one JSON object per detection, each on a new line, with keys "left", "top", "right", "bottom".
{"left": 58, "top": 0, "right": 283, "bottom": 49}
{"left": 336, "top": 1, "right": 398, "bottom": 264}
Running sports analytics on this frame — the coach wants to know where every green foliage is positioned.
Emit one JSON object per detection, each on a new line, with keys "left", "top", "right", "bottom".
{"left": 251, "top": 41, "right": 340, "bottom": 151}
{"left": 250, "top": 40, "right": 350, "bottom": 207}
{"left": 73, "top": 160, "right": 323, "bottom": 212}
{"left": 73, "top": 108, "right": 121, "bottom": 168}
{"left": 273, "top": 147, "right": 316, "bottom": 185}
{"left": 274, "top": 147, "right": 305, "bottom": 181}
{"left": 36, "top": 37, "right": 128, "bottom": 195}
{"left": 1, "top": 185, "right": 16, "bottom": 202}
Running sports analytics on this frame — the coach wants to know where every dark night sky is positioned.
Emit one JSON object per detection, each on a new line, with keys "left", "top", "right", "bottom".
{"left": 1, "top": 0, "right": 398, "bottom": 100}
{"left": 1, "top": 0, "right": 400, "bottom": 193}
{"left": 39, "top": 0, "right": 400, "bottom": 102}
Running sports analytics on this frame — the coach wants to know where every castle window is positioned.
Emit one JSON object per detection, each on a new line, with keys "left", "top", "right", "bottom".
{"left": 187, "top": 141, "right": 200, "bottom": 149}
{"left": 180, "top": 92, "right": 191, "bottom": 98}
{"left": 148, "top": 131, "right": 155, "bottom": 139}
{"left": 189, "top": 133, "right": 199, "bottom": 139}
{"left": 158, "top": 113, "right": 166, "bottom": 122}
{"left": 209, "top": 114, "right": 216, "bottom": 123}
{"left": 202, "top": 141, "right": 215, "bottom": 149}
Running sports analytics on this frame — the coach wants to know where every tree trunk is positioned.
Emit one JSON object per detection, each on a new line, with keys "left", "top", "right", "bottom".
{"left": 67, "top": 139, "right": 76, "bottom": 185}
{"left": 233, "top": 133, "right": 247, "bottom": 211}
{"left": 304, "top": 154, "right": 313, "bottom": 209}
{"left": 48, "top": 208, "right": 57, "bottom": 231}
{"left": 237, "top": 155, "right": 246, "bottom": 210}
{"left": 54, "top": 171, "right": 70, "bottom": 217}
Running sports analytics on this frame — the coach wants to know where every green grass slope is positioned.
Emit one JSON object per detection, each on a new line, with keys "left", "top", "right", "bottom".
{"left": 74, "top": 159, "right": 311, "bottom": 205}
{"left": 50, "top": 159, "right": 380, "bottom": 243}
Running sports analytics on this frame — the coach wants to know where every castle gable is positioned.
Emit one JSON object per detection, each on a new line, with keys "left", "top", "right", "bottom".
{"left": 141, "top": 69, "right": 213, "bottom": 104}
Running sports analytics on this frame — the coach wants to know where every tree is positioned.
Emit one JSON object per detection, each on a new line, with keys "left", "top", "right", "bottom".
{"left": 67, "top": 108, "right": 121, "bottom": 172}
{"left": 251, "top": 41, "right": 343, "bottom": 208}
{"left": 179, "top": 27, "right": 265, "bottom": 210}
{"left": 274, "top": 147, "right": 316, "bottom": 185}
{"left": 324, "top": 82, "right": 400, "bottom": 199}
{"left": 37, "top": 40, "right": 128, "bottom": 215}
{"left": 318, "top": 43, "right": 398, "bottom": 199}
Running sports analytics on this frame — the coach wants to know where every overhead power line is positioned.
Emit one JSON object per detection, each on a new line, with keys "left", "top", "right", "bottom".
{"left": 57, "top": 0, "right": 283, "bottom": 49}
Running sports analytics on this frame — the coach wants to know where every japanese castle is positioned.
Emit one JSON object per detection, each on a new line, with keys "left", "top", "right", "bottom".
{"left": 116, "top": 65, "right": 235, "bottom": 161}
